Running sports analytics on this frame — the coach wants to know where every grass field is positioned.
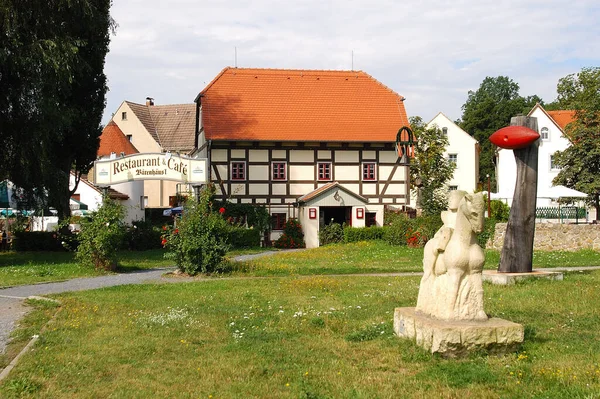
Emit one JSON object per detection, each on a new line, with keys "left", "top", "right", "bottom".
{"left": 1, "top": 271, "right": 600, "bottom": 398}
{"left": 2, "top": 242, "right": 600, "bottom": 288}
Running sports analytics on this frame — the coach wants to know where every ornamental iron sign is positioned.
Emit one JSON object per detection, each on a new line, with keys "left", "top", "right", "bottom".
{"left": 94, "top": 153, "right": 208, "bottom": 186}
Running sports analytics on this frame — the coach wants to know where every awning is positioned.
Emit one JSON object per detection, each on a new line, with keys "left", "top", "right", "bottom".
{"left": 162, "top": 206, "right": 183, "bottom": 217}
{"left": 70, "top": 198, "right": 89, "bottom": 210}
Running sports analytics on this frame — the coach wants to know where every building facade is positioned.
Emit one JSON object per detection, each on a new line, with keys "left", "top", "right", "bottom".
{"left": 195, "top": 67, "right": 411, "bottom": 247}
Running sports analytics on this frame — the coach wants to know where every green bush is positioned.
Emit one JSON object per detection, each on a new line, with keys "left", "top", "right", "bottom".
{"left": 214, "top": 201, "right": 271, "bottom": 234}
{"left": 490, "top": 200, "right": 510, "bottom": 221}
{"left": 125, "top": 220, "right": 163, "bottom": 250}
{"left": 319, "top": 223, "right": 344, "bottom": 245}
{"left": 274, "top": 219, "right": 305, "bottom": 249}
{"left": 383, "top": 214, "right": 442, "bottom": 247}
{"left": 227, "top": 226, "right": 261, "bottom": 248}
{"left": 343, "top": 226, "right": 386, "bottom": 243}
{"left": 163, "top": 185, "right": 231, "bottom": 275}
{"left": 478, "top": 218, "right": 497, "bottom": 248}
{"left": 12, "top": 231, "right": 65, "bottom": 252}
{"left": 76, "top": 197, "right": 126, "bottom": 271}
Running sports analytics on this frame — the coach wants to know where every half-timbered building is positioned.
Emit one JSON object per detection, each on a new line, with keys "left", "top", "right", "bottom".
{"left": 194, "top": 67, "right": 411, "bottom": 247}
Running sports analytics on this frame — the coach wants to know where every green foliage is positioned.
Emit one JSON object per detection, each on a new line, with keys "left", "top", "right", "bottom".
{"left": 383, "top": 214, "right": 442, "bottom": 247}
{"left": 552, "top": 67, "right": 600, "bottom": 219}
{"left": 12, "top": 231, "right": 64, "bottom": 252}
{"left": 342, "top": 226, "right": 385, "bottom": 243}
{"left": 75, "top": 197, "right": 126, "bottom": 271}
{"left": 125, "top": 220, "right": 163, "bottom": 251}
{"left": 319, "top": 223, "right": 344, "bottom": 245}
{"left": 477, "top": 217, "right": 497, "bottom": 248}
{"left": 460, "top": 76, "right": 541, "bottom": 189}
{"left": 490, "top": 199, "right": 510, "bottom": 221}
{"left": 409, "top": 116, "right": 455, "bottom": 215}
{"left": 227, "top": 226, "right": 261, "bottom": 248}
{"left": 0, "top": 0, "right": 115, "bottom": 218}
{"left": 163, "top": 186, "right": 231, "bottom": 275}
{"left": 273, "top": 219, "right": 305, "bottom": 249}
{"left": 214, "top": 201, "right": 271, "bottom": 233}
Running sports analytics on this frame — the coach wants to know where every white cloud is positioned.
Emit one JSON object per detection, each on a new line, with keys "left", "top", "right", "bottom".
{"left": 103, "top": 0, "right": 600, "bottom": 124}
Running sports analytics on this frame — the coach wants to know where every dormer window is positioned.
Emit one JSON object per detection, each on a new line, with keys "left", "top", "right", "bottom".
{"left": 541, "top": 127, "right": 549, "bottom": 140}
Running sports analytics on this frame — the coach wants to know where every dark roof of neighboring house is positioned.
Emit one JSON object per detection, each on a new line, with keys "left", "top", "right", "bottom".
{"left": 197, "top": 67, "right": 409, "bottom": 142}
{"left": 124, "top": 101, "right": 196, "bottom": 153}
{"left": 98, "top": 121, "right": 139, "bottom": 157}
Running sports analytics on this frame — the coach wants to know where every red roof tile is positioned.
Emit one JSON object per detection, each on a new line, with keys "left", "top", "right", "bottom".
{"left": 98, "top": 121, "right": 139, "bottom": 157}
{"left": 198, "top": 67, "right": 409, "bottom": 142}
{"left": 546, "top": 110, "right": 576, "bottom": 131}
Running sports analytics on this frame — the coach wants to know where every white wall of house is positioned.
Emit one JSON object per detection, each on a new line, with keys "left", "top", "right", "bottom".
{"left": 427, "top": 112, "right": 479, "bottom": 193}
{"left": 496, "top": 106, "right": 571, "bottom": 206}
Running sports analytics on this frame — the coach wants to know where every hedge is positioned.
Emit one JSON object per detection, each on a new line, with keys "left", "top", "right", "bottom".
{"left": 343, "top": 226, "right": 386, "bottom": 243}
{"left": 227, "top": 226, "right": 261, "bottom": 248}
{"left": 12, "top": 231, "right": 66, "bottom": 252}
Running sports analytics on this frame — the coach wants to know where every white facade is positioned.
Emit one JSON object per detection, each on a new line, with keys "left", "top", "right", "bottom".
{"left": 496, "top": 105, "right": 572, "bottom": 207}
{"left": 71, "top": 174, "right": 145, "bottom": 225}
{"left": 427, "top": 112, "right": 479, "bottom": 193}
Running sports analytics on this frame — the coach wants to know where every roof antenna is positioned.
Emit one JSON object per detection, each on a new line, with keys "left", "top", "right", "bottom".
{"left": 235, "top": 47, "right": 237, "bottom": 68}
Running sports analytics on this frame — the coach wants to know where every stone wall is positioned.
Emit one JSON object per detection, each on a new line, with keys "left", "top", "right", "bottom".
{"left": 488, "top": 223, "right": 600, "bottom": 251}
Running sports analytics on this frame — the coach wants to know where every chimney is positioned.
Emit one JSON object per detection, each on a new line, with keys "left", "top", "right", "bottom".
{"left": 146, "top": 97, "right": 154, "bottom": 106}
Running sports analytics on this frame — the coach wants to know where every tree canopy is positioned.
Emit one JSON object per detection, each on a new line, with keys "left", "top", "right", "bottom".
{"left": 0, "top": 0, "right": 114, "bottom": 218}
{"left": 552, "top": 67, "right": 600, "bottom": 219}
{"left": 409, "top": 116, "right": 456, "bottom": 216}
{"left": 459, "top": 76, "right": 541, "bottom": 190}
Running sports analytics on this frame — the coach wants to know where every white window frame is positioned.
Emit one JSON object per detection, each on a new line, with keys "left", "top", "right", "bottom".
{"left": 271, "top": 161, "right": 287, "bottom": 181}
{"left": 550, "top": 155, "right": 561, "bottom": 171}
{"left": 448, "top": 153, "right": 458, "bottom": 167}
{"left": 361, "top": 162, "right": 377, "bottom": 181}
{"left": 541, "top": 127, "right": 550, "bottom": 141}
{"left": 317, "top": 162, "right": 332, "bottom": 181}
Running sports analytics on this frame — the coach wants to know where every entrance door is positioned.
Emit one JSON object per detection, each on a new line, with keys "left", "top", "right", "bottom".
{"left": 319, "top": 206, "right": 351, "bottom": 227}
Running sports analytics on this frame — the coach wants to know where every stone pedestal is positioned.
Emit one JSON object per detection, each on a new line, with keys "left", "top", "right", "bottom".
{"left": 482, "top": 270, "right": 563, "bottom": 285}
{"left": 394, "top": 307, "right": 524, "bottom": 358}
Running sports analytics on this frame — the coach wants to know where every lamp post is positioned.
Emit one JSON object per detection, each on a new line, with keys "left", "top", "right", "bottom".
{"left": 486, "top": 174, "right": 491, "bottom": 218}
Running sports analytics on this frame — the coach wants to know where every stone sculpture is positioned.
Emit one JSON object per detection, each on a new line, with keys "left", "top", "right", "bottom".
{"left": 415, "top": 191, "right": 487, "bottom": 321}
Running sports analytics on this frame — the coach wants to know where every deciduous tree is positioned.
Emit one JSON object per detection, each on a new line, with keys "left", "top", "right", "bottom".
{"left": 0, "top": 0, "right": 114, "bottom": 218}
{"left": 552, "top": 67, "right": 600, "bottom": 219}
{"left": 409, "top": 116, "right": 456, "bottom": 216}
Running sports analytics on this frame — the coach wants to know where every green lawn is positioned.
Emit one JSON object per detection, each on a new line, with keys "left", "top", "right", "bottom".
{"left": 2, "top": 242, "right": 600, "bottom": 288}
{"left": 2, "top": 271, "right": 600, "bottom": 398}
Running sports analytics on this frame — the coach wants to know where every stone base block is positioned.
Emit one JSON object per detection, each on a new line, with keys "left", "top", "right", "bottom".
{"left": 394, "top": 307, "right": 524, "bottom": 358}
{"left": 482, "top": 270, "right": 563, "bottom": 285}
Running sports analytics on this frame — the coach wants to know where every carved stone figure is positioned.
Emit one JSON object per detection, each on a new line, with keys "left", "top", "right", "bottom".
{"left": 416, "top": 191, "right": 487, "bottom": 321}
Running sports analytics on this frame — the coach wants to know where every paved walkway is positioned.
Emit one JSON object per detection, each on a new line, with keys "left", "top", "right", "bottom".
{"left": 2, "top": 259, "right": 600, "bottom": 356}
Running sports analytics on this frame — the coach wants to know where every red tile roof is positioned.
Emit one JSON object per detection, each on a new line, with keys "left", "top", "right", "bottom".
{"left": 546, "top": 110, "right": 576, "bottom": 131}
{"left": 98, "top": 121, "right": 139, "bottom": 157}
{"left": 198, "top": 67, "right": 409, "bottom": 142}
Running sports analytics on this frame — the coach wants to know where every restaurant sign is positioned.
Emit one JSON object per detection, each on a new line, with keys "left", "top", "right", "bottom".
{"left": 94, "top": 153, "right": 208, "bottom": 186}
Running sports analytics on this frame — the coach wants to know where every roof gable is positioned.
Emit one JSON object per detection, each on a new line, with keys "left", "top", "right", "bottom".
{"left": 528, "top": 103, "right": 576, "bottom": 135}
{"left": 297, "top": 182, "right": 368, "bottom": 206}
{"left": 198, "top": 67, "right": 409, "bottom": 142}
{"left": 124, "top": 101, "right": 196, "bottom": 152}
{"left": 98, "top": 122, "right": 139, "bottom": 157}
{"left": 427, "top": 112, "right": 478, "bottom": 144}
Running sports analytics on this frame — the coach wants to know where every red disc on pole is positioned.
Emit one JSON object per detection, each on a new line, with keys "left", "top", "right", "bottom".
{"left": 489, "top": 126, "right": 540, "bottom": 149}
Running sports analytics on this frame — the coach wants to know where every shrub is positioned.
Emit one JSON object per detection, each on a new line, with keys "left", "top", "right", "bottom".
{"left": 214, "top": 201, "right": 271, "bottom": 234}
{"left": 478, "top": 217, "right": 498, "bottom": 248}
{"left": 319, "top": 223, "right": 344, "bottom": 246}
{"left": 163, "top": 185, "right": 231, "bottom": 275}
{"left": 227, "top": 226, "right": 261, "bottom": 248}
{"left": 383, "top": 214, "right": 442, "bottom": 247}
{"left": 274, "top": 219, "right": 305, "bottom": 249}
{"left": 125, "top": 220, "right": 163, "bottom": 250}
{"left": 343, "top": 226, "right": 385, "bottom": 243}
{"left": 76, "top": 197, "right": 126, "bottom": 271}
{"left": 490, "top": 200, "right": 510, "bottom": 221}
{"left": 12, "top": 231, "right": 65, "bottom": 252}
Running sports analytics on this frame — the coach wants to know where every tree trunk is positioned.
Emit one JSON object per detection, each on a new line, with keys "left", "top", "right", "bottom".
{"left": 498, "top": 116, "right": 539, "bottom": 273}
{"left": 595, "top": 194, "right": 600, "bottom": 221}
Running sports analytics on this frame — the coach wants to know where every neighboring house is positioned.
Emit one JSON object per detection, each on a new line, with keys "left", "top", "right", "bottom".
{"left": 426, "top": 112, "right": 479, "bottom": 193}
{"left": 496, "top": 104, "right": 575, "bottom": 207}
{"left": 194, "top": 67, "right": 411, "bottom": 248}
{"left": 110, "top": 98, "right": 196, "bottom": 208}
{"left": 80, "top": 121, "right": 145, "bottom": 224}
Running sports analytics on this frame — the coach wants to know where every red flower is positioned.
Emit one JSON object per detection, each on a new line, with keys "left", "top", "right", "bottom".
{"left": 162, "top": 225, "right": 168, "bottom": 231}
{"left": 161, "top": 238, "right": 168, "bottom": 247}
{"left": 174, "top": 229, "right": 179, "bottom": 234}
{"left": 219, "top": 207, "right": 226, "bottom": 214}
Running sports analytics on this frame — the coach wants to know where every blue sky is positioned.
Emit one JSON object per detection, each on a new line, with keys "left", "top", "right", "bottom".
{"left": 102, "top": 0, "right": 600, "bottom": 125}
